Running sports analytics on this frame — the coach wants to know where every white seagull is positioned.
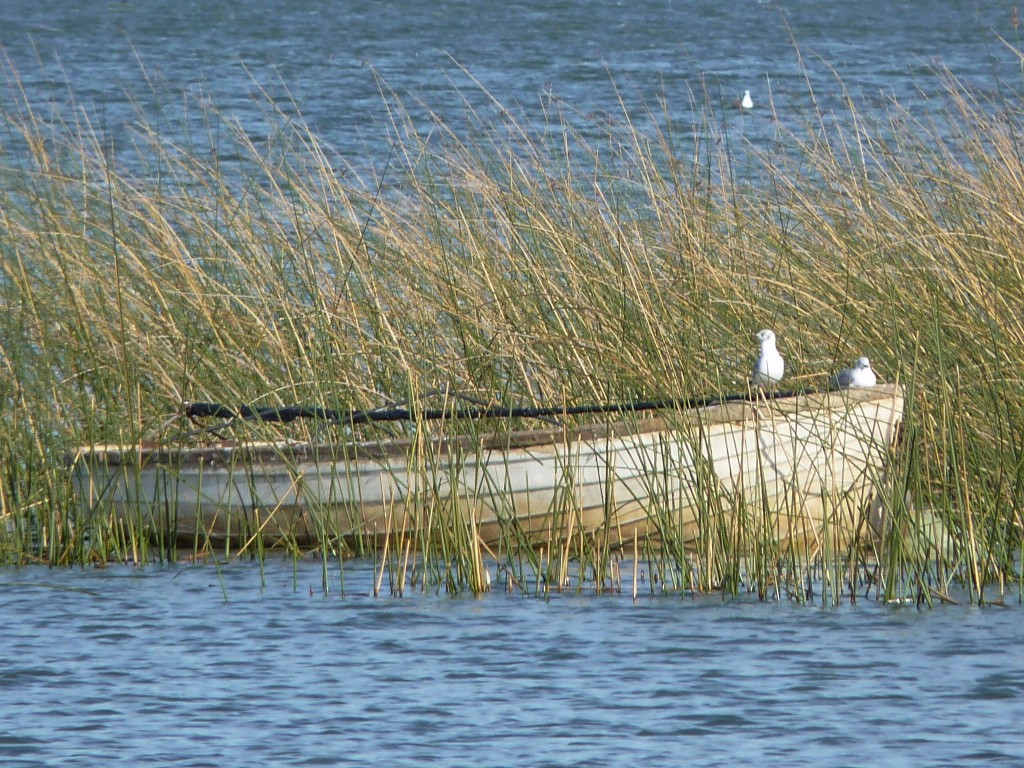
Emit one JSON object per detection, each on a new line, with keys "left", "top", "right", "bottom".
{"left": 741, "top": 90, "right": 753, "bottom": 110}
{"left": 751, "top": 329, "right": 785, "bottom": 387}
{"left": 831, "top": 356, "right": 877, "bottom": 389}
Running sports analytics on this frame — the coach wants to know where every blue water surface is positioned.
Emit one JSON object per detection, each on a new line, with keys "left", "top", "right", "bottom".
{"left": 1, "top": 560, "right": 1023, "bottom": 767}
{"left": 1, "top": 0, "right": 1020, "bottom": 173}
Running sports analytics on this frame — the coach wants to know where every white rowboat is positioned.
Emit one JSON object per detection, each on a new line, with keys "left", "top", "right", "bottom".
{"left": 68, "top": 384, "right": 904, "bottom": 550}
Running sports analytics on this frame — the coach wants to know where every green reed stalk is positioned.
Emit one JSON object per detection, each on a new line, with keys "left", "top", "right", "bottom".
{"left": 2, "top": 58, "right": 1024, "bottom": 599}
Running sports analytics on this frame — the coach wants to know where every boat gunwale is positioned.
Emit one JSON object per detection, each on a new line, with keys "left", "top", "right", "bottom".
{"left": 66, "top": 384, "right": 903, "bottom": 467}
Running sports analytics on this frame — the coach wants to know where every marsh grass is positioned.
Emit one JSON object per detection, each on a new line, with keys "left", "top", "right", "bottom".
{"left": 2, "top": 56, "right": 1023, "bottom": 602}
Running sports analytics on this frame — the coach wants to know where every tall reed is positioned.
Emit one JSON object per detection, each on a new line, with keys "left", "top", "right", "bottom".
{"left": 1, "top": 56, "right": 1022, "bottom": 601}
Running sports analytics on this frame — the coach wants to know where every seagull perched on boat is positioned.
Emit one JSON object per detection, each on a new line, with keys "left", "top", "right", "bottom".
{"left": 751, "top": 329, "right": 785, "bottom": 388}
{"left": 831, "top": 356, "right": 877, "bottom": 389}
{"left": 740, "top": 90, "right": 753, "bottom": 110}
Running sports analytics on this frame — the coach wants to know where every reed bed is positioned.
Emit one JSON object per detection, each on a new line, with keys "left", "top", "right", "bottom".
{"left": 1, "top": 57, "right": 1023, "bottom": 604}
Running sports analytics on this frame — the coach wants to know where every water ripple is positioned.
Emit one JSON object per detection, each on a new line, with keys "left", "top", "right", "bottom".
{"left": 7, "top": 559, "right": 1020, "bottom": 766}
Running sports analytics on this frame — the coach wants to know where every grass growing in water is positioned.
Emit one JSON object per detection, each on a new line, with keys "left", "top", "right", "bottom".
{"left": 1, "top": 60, "right": 1023, "bottom": 603}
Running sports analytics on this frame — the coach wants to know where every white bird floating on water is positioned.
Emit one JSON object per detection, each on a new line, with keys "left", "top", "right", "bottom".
{"left": 751, "top": 329, "right": 785, "bottom": 388}
{"left": 831, "top": 356, "right": 877, "bottom": 389}
{"left": 740, "top": 90, "right": 753, "bottom": 110}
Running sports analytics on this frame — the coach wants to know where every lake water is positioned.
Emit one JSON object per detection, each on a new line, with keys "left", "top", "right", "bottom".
{"left": 2, "top": 0, "right": 1022, "bottom": 173}
{"left": 4, "top": 2, "right": 1024, "bottom": 765}
{"left": 2, "top": 559, "right": 1024, "bottom": 767}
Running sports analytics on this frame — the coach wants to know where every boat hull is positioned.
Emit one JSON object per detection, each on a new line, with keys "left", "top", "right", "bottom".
{"left": 68, "top": 385, "right": 904, "bottom": 551}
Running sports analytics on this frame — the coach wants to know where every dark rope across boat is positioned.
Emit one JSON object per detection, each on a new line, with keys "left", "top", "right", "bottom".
{"left": 182, "top": 390, "right": 794, "bottom": 426}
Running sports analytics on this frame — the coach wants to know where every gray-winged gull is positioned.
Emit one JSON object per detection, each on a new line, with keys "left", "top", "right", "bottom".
{"left": 832, "top": 356, "right": 877, "bottom": 388}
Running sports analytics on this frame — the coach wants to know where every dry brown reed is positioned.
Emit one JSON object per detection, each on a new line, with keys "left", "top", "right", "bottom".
{"left": 1, "top": 58, "right": 1023, "bottom": 602}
